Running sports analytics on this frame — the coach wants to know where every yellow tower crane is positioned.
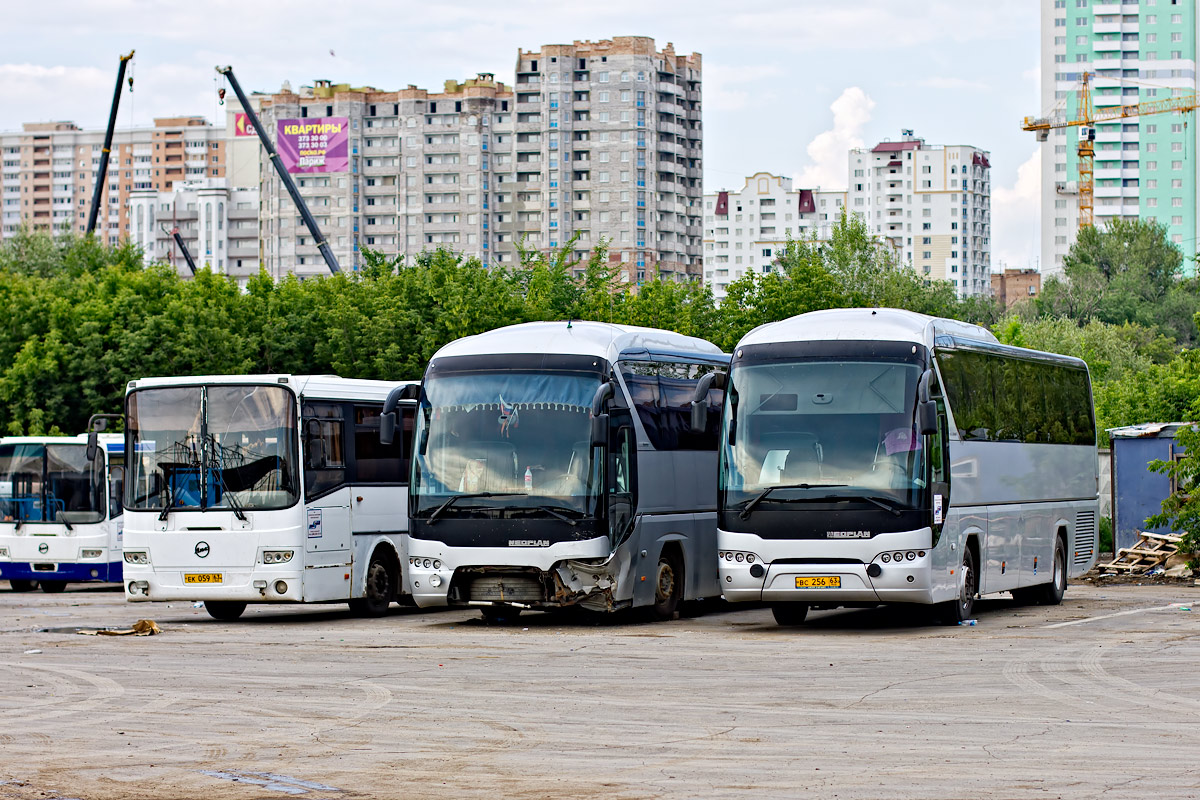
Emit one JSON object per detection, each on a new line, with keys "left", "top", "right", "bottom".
{"left": 1022, "top": 71, "right": 1198, "bottom": 230}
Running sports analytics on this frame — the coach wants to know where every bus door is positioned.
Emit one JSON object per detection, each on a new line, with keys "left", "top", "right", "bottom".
{"left": 302, "top": 403, "right": 351, "bottom": 556}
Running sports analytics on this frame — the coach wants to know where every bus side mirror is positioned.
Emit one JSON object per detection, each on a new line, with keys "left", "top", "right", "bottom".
{"left": 689, "top": 371, "right": 726, "bottom": 433}
{"left": 84, "top": 413, "right": 122, "bottom": 463}
{"left": 86, "top": 432, "right": 99, "bottom": 464}
{"left": 918, "top": 400, "right": 938, "bottom": 436}
{"left": 381, "top": 383, "right": 420, "bottom": 445}
{"left": 591, "top": 413, "right": 609, "bottom": 448}
{"left": 590, "top": 380, "right": 616, "bottom": 448}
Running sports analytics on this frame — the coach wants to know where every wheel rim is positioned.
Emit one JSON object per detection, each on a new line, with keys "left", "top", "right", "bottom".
{"left": 655, "top": 559, "right": 675, "bottom": 604}
{"left": 1055, "top": 545, "right": 1066, "bottom": 591}
{"left": 960, "top": 561, "right": 974, "bottom": 611}
{"left": 367, "top": 562, "right": 389, "bottom": 603}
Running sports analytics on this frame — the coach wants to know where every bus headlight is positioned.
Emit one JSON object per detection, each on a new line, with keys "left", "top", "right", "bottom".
{"left": 262, "top": 550, "right": 294, "bottom": 564}
{"left": 81, "top": 549, "right": 103, "bottom": 559}
{"left": 124, "top": 551, "right": 150, "bottom": 565}
{"left": 0, "top": 547, "right": 8, "bottom": 557}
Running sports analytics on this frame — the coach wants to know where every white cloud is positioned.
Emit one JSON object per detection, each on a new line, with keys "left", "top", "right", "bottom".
{"left": 992, "top": 147, "right": 1041, "bottom": 269}
{"left": 794, "top": 87, "right": 874, "bottom": 191}
{"left": 705, "top": 64, "right": 784, "bottom": 112}
{"left": 0, "top": 64, "right": 111, "bottom": 125}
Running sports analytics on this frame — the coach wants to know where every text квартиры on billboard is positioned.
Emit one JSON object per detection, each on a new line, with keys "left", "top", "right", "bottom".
{"left": 277, "top": 117, "right": 349, "bottom": 174}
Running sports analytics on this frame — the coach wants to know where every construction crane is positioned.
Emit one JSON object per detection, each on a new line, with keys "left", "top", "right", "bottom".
{"left": 161, "top": 225, "right": 197, "bottom": 275}
{"left": 86, "top": 50, "right": 134, "bottom": 237}
{"left": 215, "top": 65, "right": 341, "bottom": 274}
{"left": 1022, "top": 71, "right": 1198, "bottom": 230}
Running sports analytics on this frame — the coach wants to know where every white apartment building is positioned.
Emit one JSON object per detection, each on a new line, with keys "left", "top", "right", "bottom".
{"left": 128, "top": 179, "right": 260, "bottom": 279}
{"left": 255, "top": 37, "right": 703, "bottom": 282}
{"left": 1038, "top": 0, "right": 1198, "bottom": 277}
{"left": 702, "top": 172, "right": 845, "bottom": 300}
{"left": 847, "top": 132, "right": 992, "bottom": 297}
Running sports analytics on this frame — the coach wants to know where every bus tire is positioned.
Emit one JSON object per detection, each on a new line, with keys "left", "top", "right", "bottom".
{"left": 39, "top": 580, "right": 67, "bottom": 594}
{"left": 771, "top": 603, "right": 809, "bottom": 626}
{"left": 8, "top": 579, "right": 37, "bottom": 592}
{"left": 649, "top": 547, "right": 683, "bottom": 621}
{"left": 349, "top": 550, "right": 395, "bottom": 618}
{"left": 204, "top": 600, "right": 246, "bottom": 621}
{"left": 940, "top": 545, "right": 977, "bottom": 625}
{"left": 1037, "top": 535, "right": 1068, "bottom": 606}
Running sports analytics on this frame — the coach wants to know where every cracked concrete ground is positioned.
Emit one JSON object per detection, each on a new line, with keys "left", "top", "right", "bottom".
{"left": 0, "top": 581, "right": 1197, "bottom": 799}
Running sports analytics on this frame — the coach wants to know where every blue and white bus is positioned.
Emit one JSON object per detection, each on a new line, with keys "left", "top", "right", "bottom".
{"left": 695, "top": 308, "right": 1100, "bottom": 625}
{"left": 0, "top": 434, "right": 124, "bottom": 592}
{"left": 385, "top": 321, "right": 730, "bottom": 621}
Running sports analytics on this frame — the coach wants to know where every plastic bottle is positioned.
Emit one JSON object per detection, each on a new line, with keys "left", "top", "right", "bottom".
{"left": 524, "top": 466, "right": 533, "bottom": 492}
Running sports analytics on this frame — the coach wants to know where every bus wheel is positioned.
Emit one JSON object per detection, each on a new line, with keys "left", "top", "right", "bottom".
{"left": 349, "top": 552, "right": 394, "bottom": 618}
{"left": 480, "top": 605, "right": 521, "bottom": 624}
{"left": 39, "top": 580, "right": 67, "bottom": 594}
{"left": 8, "top": 579, "right": 37, "bottom": 592}
{"left": 204, "top": 601, "right": 247, "bottom": 621}
{"left": 650, "top": 548, "right": 683, "bottom": 621}
{"left": 1037, "top": 536, "right": 1068, "bottom": 606}
{"left": 941, "top": 546, "right": 976, "bottom": 625}
{"left": 771, "top": 603, "right": 809, "bottom": 626}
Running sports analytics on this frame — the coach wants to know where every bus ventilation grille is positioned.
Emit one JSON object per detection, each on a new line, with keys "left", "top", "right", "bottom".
{"left": 469, "top": 574, "right": 544, "bottom": 604}
{"left": 1074, "top": 510, "right": 1096, "bottom": 566}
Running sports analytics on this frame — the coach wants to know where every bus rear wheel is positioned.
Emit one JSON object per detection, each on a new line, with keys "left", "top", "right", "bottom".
{"left": 940, "top": 546, "right": 976, "bottom": 625}
{"left": 349, "top": 552, "right": 395, "bottom": 618}
{"left": 649, "top": 548, "right": 683, "bottom": 621}
{"left": 39, "top": 580, "right": 67, "bottom": 594}
{"left": 771, "top": 603, "right": 809, "bottom": 626}
{"left": 204, "top": 601, "right": 246, "bottom": 621}
{"left": 1037, "top": 536, "right": 1068, "bottom": 606}
{"left": 8, "top": 579, "right": 37, "bottom": 592}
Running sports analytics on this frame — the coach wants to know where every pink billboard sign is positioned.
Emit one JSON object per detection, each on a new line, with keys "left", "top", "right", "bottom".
{"left": 277, "top": 117, "right": 349, "bottom": 173}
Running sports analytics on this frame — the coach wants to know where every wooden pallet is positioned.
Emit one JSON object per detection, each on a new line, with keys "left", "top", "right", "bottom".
{"left": 1100, "top": 531, "right": 1183, "bottom": 573}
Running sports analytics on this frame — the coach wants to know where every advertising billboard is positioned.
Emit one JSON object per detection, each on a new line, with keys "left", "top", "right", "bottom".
{"left": 233, "top": 113, "right": 255, "bottom": 136}
{"left": 277, "top": 117, "right": 349, "bottom": 174}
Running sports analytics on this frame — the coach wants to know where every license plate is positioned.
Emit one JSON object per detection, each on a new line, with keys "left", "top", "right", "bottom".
{"left": 796, "top": 576, "right": 841, "bottom": 589}
{"left": 184, "top": 573, "right": 223, "bottom": 584}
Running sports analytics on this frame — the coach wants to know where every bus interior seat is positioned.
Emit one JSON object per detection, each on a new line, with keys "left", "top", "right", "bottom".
{"left": 781, "top": 437, "right": 823, "bottom": 484}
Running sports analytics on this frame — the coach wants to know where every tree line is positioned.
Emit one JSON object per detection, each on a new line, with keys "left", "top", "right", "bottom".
{"left": 1, "top": 212, "right": 1197, "bottom": 444}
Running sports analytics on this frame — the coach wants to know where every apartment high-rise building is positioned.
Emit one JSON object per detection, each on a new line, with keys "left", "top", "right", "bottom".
{"left": 848, "top": 132, "right": 993, "bottom": 297}
{"left": 702, "top": 172, "right": 845, "bottom": 300}
{"left": 0, "top": 117, "right": 230, "bottom": 246}
{"left": 255, "top": 37, "right": 703, "bottom": 282}
{"left": 1039, "top": 0, "right": 1198, "bottom": 276}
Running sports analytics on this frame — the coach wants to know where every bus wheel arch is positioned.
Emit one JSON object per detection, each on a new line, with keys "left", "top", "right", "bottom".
{"left": 350, "top": 544, "right": 400, "bottom": 618}
{"left": 649, "top": 542, "right": 684, "bottom": 621}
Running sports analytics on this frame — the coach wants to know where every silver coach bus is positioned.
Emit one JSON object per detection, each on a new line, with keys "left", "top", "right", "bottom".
{"left": 693, "top": 308, "right": 1099, "bottom": 625}
{"left": 382, "top": 321, "right": 729, "bottom": 621}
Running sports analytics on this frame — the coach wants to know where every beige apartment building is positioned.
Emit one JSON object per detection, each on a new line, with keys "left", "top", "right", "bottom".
{"left": 253, "top": 36, "right": 703, "bottom": 281}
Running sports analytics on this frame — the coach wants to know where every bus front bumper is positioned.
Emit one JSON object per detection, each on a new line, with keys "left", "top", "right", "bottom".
{"left": 123, "top": 566, "right": 306, "bottom": 603}
{"left": 718, "top": 529, "right": 936, "bottom": 605}
{"left": 1, "top": 561, "right": 122, "bottom": 583}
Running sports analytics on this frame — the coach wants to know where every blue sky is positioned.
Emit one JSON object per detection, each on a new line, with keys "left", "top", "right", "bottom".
{"left": 1, "top": 0, "right": 1045, "bottom": 268}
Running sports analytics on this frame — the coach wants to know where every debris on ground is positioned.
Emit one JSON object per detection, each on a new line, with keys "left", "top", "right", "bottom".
{"left": 77, "top": 619, "right": 162, "bottom": 637}
{"left": 1099, "top": 531, "right": 1185, "bottom": 575}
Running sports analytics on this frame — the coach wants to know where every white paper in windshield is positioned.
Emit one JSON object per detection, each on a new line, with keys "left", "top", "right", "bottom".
{"left": 0, "top": 481, "right": 12, "bottom": 497}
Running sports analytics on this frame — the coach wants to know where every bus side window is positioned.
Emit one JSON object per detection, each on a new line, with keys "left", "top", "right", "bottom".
{"left": 929, "top": 407, "right": 946, "bottom": 484}
{"left": 304, "top": 403, "right": 346, "bottom": 499}
{"left": 609, "top": 425, "right": 634, "bottom": 540}
{"left": 351, "top": 404, "right": 407, "bottom": 484}
{"left": 109, "top": 465, "right": 125, "bottom": 519}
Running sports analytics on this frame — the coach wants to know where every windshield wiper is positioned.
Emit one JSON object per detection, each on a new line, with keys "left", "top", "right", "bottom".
{"left": 208, "top": 436, "right": 247, "bottom": 522}
{"left": 852, "top": 495, "right": 905, "bottom": 517}
{"left": 529, "top": 504, "right": 583, "bottom": 526}
{"left": 426, "top": 492, "right": 525, "bottom": 524}
{"left": 738, "top": 483, "right": 848, "bottom": 520}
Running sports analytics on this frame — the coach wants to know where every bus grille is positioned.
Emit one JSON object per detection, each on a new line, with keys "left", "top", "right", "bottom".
{"left": 1074, "top": 510, "right": 1096, "bottom": 566}
{"left": 468, "top": 574, "right": 545, "bottom": 604}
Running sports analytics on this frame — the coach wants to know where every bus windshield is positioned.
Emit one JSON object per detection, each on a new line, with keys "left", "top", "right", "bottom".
{"left": 721, "top": 358, "right": 926, "bottom": 511}
{"left": 0, "top": 443, "right": 104, "bottom": 525}
{"left": 412, "top": 370, "right": 602, "bottom": 518}
{"left": 126, "top": 385, "right": 299, "bottom": 512}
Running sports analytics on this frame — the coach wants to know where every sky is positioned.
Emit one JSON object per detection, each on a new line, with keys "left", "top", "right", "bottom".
{"left": 1, "top": 0, "right": 1046, "bottom": 269}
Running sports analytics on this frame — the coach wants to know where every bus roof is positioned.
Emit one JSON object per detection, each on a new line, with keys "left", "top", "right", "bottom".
{"left": 125, "top": 375, "right": 418, "bottom": 403}
{"left": 430, "top": 321, "right": 727, "bottom": 365}
{"left": 737, "top": 308, "right": 997, "bottom": 351}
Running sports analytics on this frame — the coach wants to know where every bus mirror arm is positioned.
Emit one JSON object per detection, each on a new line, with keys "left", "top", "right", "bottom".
{"left": 85, "top": 413, "right": 124, "bottom": 463}
{"left": 916, "top": 369, "right": 937, "bottom": 435}
{"left": 689, "top": 372, "right": 726, "bottom": 432}
{"left": 380, "top": 384, "right": 420, "bottom": 446}
{"left": 590, "top": 381, "right": 616, "bottom": 448}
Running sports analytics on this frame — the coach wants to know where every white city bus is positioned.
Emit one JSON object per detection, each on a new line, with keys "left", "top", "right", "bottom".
{"left": 383, "top": 321, "right": 729, "bottom": 621}
{"left": 0, "top": 434, "right": 124, "bottom": 592}
{"left": 695, "top": 308, "right": 1099, "bottom": 625}
{"left": 121, "top": 375, "right": 417, "bottom": 620}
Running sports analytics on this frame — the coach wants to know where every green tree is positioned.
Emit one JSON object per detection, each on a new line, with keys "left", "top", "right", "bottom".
{"left": 1145, "top": 423, "right": 1200, "bottom": 567}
